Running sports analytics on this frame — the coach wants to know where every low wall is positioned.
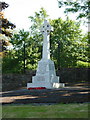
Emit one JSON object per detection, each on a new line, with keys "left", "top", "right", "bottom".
{"left": 57, "top": 68, "right": 89, "bottom": 83}
{"left": 2, "top": 71, "right": 36, "bottom": 91}
{"left": 2, "top": 68, "right": 89, "bottom": 91}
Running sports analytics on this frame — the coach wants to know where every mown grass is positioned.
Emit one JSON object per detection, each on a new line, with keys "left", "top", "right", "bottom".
{"left": 2, "top": 103, "right": 89, "bottom": 118}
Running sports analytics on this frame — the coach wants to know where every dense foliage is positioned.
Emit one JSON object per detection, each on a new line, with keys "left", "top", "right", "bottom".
{"left": 50, "top": 18, "right": 88, "bottom": 69}
{"left": 2, "top": 8, "right": 89, "bottom": 73}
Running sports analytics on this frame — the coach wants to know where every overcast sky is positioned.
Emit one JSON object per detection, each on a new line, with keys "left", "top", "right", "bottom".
{"left": 2, "top": 0, "right": 87, "bottom": 32}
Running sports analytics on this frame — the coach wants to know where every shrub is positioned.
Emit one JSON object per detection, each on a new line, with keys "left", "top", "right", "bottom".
{"left": 76, "top": 61, "right": 90, "bottom": 68}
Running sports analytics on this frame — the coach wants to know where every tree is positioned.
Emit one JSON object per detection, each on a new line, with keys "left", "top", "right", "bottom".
{"left": 29, "top": 9, "right": 88, "bottom": 69}
{"left": 58, "top": 0, "right": 90, "bottom": 20}
{"left": 3, "top": 8, "right": 89, "bottom": 73}
{"left": 27, "top": 8, "right": 49, "bottom": 68}
{"left": 57, "top": 0, "right": 89, "bottom": 67}
{"left": 50, "top": 18, "right": 84, "bottom": 69}
{"left": 29, "top": 7, "right": 49, "bottom": 34}
{"left": 10, "top": 29, "right": 29, "bottom": 73}
{"left": 0, "top": 2, "right": 16, "bottom": 55}
{"left": 3, "top": 8, "right": 49, "bottom": 73}
{"left": 77, "top": 32, "right": 89, "bottom": 62}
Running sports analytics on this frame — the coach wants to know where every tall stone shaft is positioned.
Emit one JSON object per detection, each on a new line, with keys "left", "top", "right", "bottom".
{"left": 40, "top": 20, "right": 51, "bottom": 59}
{"left": 43, "top": 32, "right": 50, "bottom": 59}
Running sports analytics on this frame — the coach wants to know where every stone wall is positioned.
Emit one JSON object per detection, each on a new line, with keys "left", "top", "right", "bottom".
{"left": 2, "top": 68, "right": 89, "bottom": 91}
{"left": 2, "top": 71, "right": 36, "bottom": 91}
{"left": 57, "top": 68, "right": 89, "bottom": 83}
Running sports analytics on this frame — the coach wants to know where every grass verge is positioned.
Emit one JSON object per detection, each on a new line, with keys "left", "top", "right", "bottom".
{"left": 2, "top": 103, "right": 89, "bottom": 118}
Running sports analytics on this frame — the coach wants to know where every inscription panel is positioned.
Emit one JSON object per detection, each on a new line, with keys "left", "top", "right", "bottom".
{"left": 37, "top": 76, "right": 45, "bottom": 81}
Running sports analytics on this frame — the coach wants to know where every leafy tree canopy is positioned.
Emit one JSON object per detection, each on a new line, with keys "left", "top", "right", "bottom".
{"left": 2, "top": 8, "right": 89, "bottom": 73}
{"left": 50, "top": 18, "right": 85, "bottom": 68}
{"left": 0, "top": 2, "right": 16, "bottom": 54}
{"left": 28, "top": 7, "right": 49, "bottom": 34}
{"left": 58, "top": 0, "right": 90, "bottom": 20}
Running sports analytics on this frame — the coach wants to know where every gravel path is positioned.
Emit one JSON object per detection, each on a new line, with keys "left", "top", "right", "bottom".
{"left": 1, "top": 86, "right": 90, "bottom": 105}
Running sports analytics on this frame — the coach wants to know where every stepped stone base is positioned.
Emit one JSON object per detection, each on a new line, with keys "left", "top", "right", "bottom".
{"left": 27, "top": 82, "right": 65, "bottom": 89}
{"left": 27, "top": 83, "right": 65, "bottom": 89}
{"left": 27, "top": 59, "right": 65, "bottom": 89}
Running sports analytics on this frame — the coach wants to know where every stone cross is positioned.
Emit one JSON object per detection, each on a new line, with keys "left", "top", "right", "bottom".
{"left": 27, "top": 20, "right": 65, "bottom": 89}
{"left": 40, "top": 20, "right": 52, "bottom": 60}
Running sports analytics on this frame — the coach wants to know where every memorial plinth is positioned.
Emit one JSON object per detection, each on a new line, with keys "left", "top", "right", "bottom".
{"left": 27, "top": 20, "right": 65, "bottom": 89}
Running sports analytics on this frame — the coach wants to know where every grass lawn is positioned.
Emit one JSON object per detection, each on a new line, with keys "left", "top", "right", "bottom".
{"left": 2, "top": 103, "right": 89, "bottom": 118}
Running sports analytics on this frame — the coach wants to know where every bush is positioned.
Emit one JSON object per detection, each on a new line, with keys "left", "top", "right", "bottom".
{"left": 76, "top": 61, "right": 90, "bottom": 68}
{"left": 2, "top": 57, "right": 22, "bottom": 73}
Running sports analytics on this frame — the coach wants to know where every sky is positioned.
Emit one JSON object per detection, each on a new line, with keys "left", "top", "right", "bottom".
{"left": 2, "top": 0, "right": 88, "bottom": 32}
